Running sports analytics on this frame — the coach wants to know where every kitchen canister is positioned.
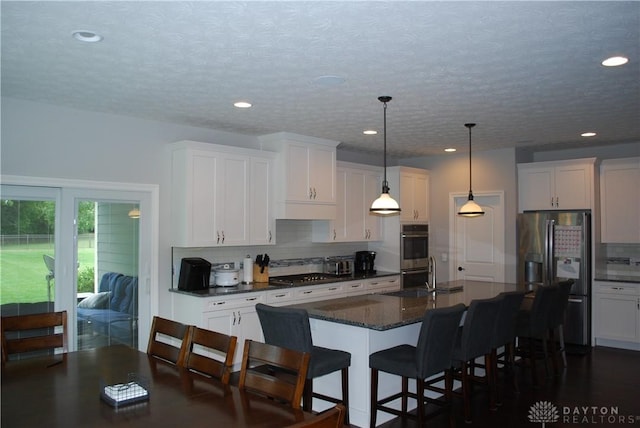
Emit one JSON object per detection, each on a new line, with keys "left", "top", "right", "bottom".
{"left": 243, "top": 255, "right": 253, "bottom": 283}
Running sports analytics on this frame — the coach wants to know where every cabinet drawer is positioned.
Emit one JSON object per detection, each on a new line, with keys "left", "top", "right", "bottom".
{"left": 343, "top": 281, "right": 365, "bottom": 294}
{"left": 266, "top": 289, "right": 295, "bottom": 304}
{"left": 205, "top": 293, "right": 265, "bottom": 310}
{"left": 294, "top": 284, "right": 343, "bottom": 300}
{"left": 366, "top": 276, "right": 401, "bottom": 291}
{"left": 595, "top": 282, "right": 640, "bottom": 296}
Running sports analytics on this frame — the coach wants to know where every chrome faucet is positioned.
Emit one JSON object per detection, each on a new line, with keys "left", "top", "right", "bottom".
{"left": 426, "top": 256, "right": 436, "bottom": 291}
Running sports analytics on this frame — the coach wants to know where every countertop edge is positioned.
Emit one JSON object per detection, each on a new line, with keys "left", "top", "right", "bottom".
{"left": 169, "top": 271, "right": 400, "bottom": 297}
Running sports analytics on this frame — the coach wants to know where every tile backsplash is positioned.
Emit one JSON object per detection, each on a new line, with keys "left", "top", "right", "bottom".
{"left": 597, "top": 243, "right": 640, "bottom": 278}
{"left": 171, "top": 220, "right": 368, "bottom": 287}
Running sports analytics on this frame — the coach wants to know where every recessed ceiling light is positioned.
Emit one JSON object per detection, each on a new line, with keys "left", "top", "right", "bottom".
{"left": 581, "top": 132, "right": 597, "bottom": 137}
{"left": 72, "top": 30, "right": 103, "bottom": 43}
{"left": 602, "top": 56, "right": 629, "bottom": 67}
{"left": 313, "top": 75, "right": 346, "bottom": 86}
{"left": 234, "top": 101, "right": 252, "bottom": 108}
{"left": 444, "top": 148, "right": 456, "bottom": 152}
{"left": 363, "top": 130, "right": 377, "bottom": 135}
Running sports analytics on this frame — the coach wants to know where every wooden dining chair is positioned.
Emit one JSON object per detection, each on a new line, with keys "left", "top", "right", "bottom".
{"left": 1, "top": 310, "right": 68, "bottom": 364}
{"left": 182, "top": 326, "right": 237, "bottom": 384}
{"left": 285, "top": 404, "right": 346, "bottom": 428}
{"left": 238, "top": 340, "right": 310, "bottom": 409}
{"left": 147, "top": 316, "right": 190, "bottom": 365}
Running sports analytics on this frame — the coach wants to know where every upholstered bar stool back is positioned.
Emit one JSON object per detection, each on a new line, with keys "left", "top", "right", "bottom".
{"left": 256, "top": 303, "right": 351, "bottom": 423}
{"left": 546, "top": 279, "right": 574, "bottom": 373}
{"left": 451, "top": 296, "right": 503, "bottom": 422}
{"left": 369, "top": 304, "right": 466, "bottom": 428}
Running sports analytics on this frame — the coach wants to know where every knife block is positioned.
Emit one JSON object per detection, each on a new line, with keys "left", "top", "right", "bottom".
{"left": 253, "top": 265, "right": 269, "bottom": 283}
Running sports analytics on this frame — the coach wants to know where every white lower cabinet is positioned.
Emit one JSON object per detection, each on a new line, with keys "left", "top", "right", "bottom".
{"left": 594, "top": 281, "right": 640, "bottom": 350}
{"left": 172, "top": 275, "right": 401, "bottom": 369}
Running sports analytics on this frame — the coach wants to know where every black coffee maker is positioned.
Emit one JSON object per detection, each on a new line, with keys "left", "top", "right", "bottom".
{"left": 355, "top": 251, "right": 376, "bottom": 274}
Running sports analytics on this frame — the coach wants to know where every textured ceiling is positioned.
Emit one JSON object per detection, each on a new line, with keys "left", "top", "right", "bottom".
{"left": 2, "top": 1, "right": 639, "bottom": 158}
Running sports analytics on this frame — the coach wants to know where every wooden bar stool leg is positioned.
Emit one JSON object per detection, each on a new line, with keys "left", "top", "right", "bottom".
{"left": 341, "top": 367, "right": 349, "bottom": 425}
{"left": 370, "top": 369, "right": 378, "bottom": 428}
{"left": 303, "top": 379, "right": 313, "bottom": 412}
{"left": 417, "top": 378, "right": 425, "bottom": 426}
{"left": 401, "top": 376, "right": 408, "bottom": 414}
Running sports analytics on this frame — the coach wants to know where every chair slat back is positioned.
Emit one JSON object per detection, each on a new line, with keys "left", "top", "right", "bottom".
{"left": 147, "top": 316, "right": 190, "bottom": 365}
{"left": 183, "top": 326, "right": 237, "bottom": 384}
{"left": 1, "top": 311, "right": 68, "bottom": 364}
{"left": 285, "top": 404, "right": 346, "bottom": 428}
{"left": 238, "top": 340, "right": 310, "bottom": 409}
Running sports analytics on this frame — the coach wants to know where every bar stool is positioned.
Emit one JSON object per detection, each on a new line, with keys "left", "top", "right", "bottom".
{"left": 255, "top": 303, "right": 352, "bottom": 424}
{"left": 547, "top": 279, "right": 574, "bottom": 375}
{"left": 489, "top": 291, "right": 525, "bottom": 402}
{"left": 450, "top": 296, "right": 503, "bottom": 423}
{"left": 515, "top": 284, "right": 559, "bottom": 387}
{"left": 369, "top": 304, "right": 466, "bottom": 428}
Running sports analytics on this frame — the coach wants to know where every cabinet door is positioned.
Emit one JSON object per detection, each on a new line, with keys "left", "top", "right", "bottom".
{"left": 345, "top": 170, "right": 365, "bottom": 241}
{"left": 250, "top": 157, "right": 275, "bottom": 245}
{"left": 364, "top": 171, "right": 382, "bottom": 240}
{"left": 188, "top": 151, "right": 219, "bottom": 246}
{"left": 309, "top": 145, "right": 336, "bottom": 204}
{"left": 554, "top": 164, "right": 591, "bottom": 209}
{"left": 218, "top": 155, "right": 250, "bottom": 245}
{"left": 600, "top": 159, "right": 640, "bottom": 243}
{"left": 399, "top": 172, "right": 417, "bottom": 222}
{"left": 286, "top": 143, "right": 311, "bottom": 202}
{"left": 595, "top": 294, "right": 639, "bottom": 342}
{"left": 333, "top": 169, "right": 349, "bottom": 241}
{"left": 413, "top": 172, "right": 429, "bottom": 222}
{"left": 518, "top": 166, "right": 555, "bottom": 211}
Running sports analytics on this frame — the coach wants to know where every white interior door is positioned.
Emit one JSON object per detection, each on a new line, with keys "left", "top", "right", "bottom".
{"left": 449, "top": 192, "right": 505, "bottom": 282}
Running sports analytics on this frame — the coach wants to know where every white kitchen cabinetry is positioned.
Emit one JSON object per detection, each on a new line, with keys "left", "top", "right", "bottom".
{"left": 259, "top": 132, "right": 339, "bottom": 220}
{"left": 312, "top": 162, "right": 383, "bottom": 242}
{"left": 517, "top": 158, "right": 596, "bottom": 212}
{"left": 599, "top": 158, "right": 640, "bottom": 243}
{"left": 171, "top": 141, "right": 275, "bottom": 247}
{"left": 594, "top": 281, "right": 640, "bottom": 351}
{"left": 172, "top": 291, "right": 266, "bottom": 368}
{"left": 365, "top": 275, "right": 401, "bottom": 294}
{"left": 385, "top": 166, "right": 429, "bottom": 223}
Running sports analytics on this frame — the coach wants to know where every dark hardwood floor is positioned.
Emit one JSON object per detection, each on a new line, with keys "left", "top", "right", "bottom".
{"left": 371, "top": 346, "right": 640, "bottom": 428}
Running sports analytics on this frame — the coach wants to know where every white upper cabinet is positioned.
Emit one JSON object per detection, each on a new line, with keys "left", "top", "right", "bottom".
{"left": 385, "top": 166, "right": 429, "bottom": 223}
{"left": 600, "top": 157, "right": 640, "bottom": 243}
{"left": 312, "top": 162, "right": 383, "bottom": 242}
{"left": 259, "top": 132, "right": 338, "bottom": 220}
{"left": 170, "top": 141, "right": 275, "bottom": 247}
{"left": 517, "top": 158, "right": 596, "bottom": 212}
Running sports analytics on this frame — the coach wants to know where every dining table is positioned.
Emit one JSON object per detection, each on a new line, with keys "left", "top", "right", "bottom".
{"left": 1, "top": 345, "right": 315, "bottom": 428}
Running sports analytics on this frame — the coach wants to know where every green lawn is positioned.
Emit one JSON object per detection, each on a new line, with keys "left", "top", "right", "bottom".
{"left": 0, "top": 243, "right": 95, "bottom": 305}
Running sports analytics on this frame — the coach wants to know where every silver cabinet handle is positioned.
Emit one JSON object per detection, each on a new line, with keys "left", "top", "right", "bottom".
{"left": 238, "top": 311, "right": 242, "bottom": 324}
{"left": 232, "top": 311, "right": 236, "bottom": 325}
{"left": 551, "top": 197, "right": 554, "bottom": 207}
{"left": 217, "top": 231, "right": 220, "bottom": 244}
{"left": 268, "top": 231, "right": 272, "bottom": 242}
{"left": 221, "top": 231, "right": 225, "bottom": 244}
{"left": 333, "top": 229, "right": 336, "bottom": 240}
{"left": 309, "top": 187, "right": 313, "bottom": 199}
{"left": 313, "top": 188, "right": 317, "bottom": 199}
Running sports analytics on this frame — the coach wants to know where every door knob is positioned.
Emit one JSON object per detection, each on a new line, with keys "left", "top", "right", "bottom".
{"left": 458, "top": 266, "right": 465, "bottom": 271}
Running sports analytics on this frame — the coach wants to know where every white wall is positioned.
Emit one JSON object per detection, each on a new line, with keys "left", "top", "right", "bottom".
{"left": 398, "top": 148, "right": 519, "bottom": 282}
{"left": 1, "top": 97, "right": 258, "bottom": 315}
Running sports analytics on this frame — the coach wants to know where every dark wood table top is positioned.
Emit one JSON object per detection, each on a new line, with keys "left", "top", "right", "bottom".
{"left": 1, "top": 345, "right": 313, "bottom": 428}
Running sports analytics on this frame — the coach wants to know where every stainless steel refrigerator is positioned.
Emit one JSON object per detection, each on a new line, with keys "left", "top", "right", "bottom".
{"left": 517, "top": 210, "right": 591, "bottom": 346}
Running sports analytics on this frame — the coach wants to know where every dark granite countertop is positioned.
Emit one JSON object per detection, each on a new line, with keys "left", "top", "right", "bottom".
{"left": 285, "top": 280, "right": 524, "bottom": 331}
{"left": 593, "top": 274, "right": 640, "bottom": 284}
{"left": 169, "top": 270, "right": 400, "bottom": 297}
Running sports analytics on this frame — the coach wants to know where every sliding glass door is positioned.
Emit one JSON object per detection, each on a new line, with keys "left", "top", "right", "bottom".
{"left": 1, "top": 183, "right": 153, "bottom": 352}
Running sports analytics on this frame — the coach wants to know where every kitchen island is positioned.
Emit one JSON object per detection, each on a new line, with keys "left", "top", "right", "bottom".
{"left": 285, "top": 280, "right": 523, "bottom": 427}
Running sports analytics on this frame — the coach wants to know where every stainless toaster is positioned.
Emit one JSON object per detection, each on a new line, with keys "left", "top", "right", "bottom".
{"left": 324, "top": 259, "right": 353, "bottom": 276}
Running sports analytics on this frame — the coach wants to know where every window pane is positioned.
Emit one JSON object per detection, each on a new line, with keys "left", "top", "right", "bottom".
{"left": 1, "top": 198, "right": 56, "bottom": 314}
{"left": 76, "top": 201, "right": 139, "bottom": 350}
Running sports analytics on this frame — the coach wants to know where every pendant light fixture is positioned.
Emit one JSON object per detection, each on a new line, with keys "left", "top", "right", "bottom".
{"left": 458, "top": 123, "right": 485, "bottom": 217}
{"left": 370, "top": 96, "right": 401, "bottom": 215}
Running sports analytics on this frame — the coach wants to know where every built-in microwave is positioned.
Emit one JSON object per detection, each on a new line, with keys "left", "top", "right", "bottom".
{"left": 400, "top": 224, "right": 429, "bottom": 270}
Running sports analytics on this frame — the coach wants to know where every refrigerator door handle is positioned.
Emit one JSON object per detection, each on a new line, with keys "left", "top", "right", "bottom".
{"left": 545, "top": 218, "right": 555, "bottom": 285}
{"left": 568, "top": 298, "right": 584, "bottom": 303}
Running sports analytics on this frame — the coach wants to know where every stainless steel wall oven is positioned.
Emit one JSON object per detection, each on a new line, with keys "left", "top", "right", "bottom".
{"left": 400, "top": 224, "right": 429, "bottom": 288}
